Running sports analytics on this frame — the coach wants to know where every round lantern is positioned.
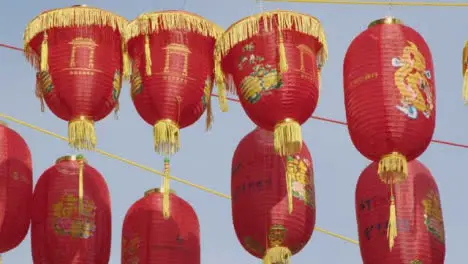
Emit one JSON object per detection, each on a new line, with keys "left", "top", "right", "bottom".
{"left": 0, "top": 121, "right": 33, "bottom": 259}
{"left": 215, "top": 11, "right": 328, "bottom": 156}
{"left": 23, "top": 5, "right": 129, "bottom": 150}
{"left": 232, "top": 127, "right": 316, "bottom": 263}
{"left": 31, "top": 155, "right": 111, "bottom": 263}
{"left": 122, "top": 188, "right": 200, "bottom": 264}
{"left": 126, "top": 11, "right": 223, "bottom": 156}
{"left": 355, "top": 160, "right": 445, "bottom": 263}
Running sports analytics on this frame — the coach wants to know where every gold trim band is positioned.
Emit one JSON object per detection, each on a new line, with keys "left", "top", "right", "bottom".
{"left": 144, "top": 188, "right": 176, "bottom": 196}
{"left": 56, "top": 155, "right": 87, "bottom": 164}
{"left": 368, "top": 17, "right": 403, "bottom": 28}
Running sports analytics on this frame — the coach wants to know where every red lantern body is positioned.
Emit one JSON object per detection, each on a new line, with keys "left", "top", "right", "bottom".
{"left": 31, "top": 155, "right": 111, "bottom": 264}
{"left": 24, "top": 6, "right": 128, "bottom": 150}
{"left": 122, "top": 189, "right": 200, "bottom": 264}
{"left": 0, "top": 123, "right": 33, "bottom": 253}
{"left": 216, "top": 11, "right": 328, "bottom": 156}
{"left": 127, "top": 11, "right": 223, "bottom": 155}
{"left": 343, "top": 17, "right": 435, "bottom": 180}
{"left": 231, "top": 128, "right": 315, "bottom": 262}
{"left": 356, "top": 160, "right": 445, "bottom": 264}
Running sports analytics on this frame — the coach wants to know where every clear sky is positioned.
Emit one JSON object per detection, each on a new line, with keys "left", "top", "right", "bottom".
{"left": 1, "top": 0, "right": 467, "bottom": 263}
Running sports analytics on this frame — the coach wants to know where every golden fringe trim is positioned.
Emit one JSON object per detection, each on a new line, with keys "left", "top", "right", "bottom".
{"left": 162, "top": 158, "right": 171, "bottom": 219}
{"left": 274, "top": 119, "right": 302, "bottom": 156}
{"left": 24, "top": 6, "right": 128, "bottom": 69}
{"left": 153, "top": 119, "right": 180, "bottom": 155}
{"left": 263, "top": 247, "right": 292, "bottom": 264}
{"left": 122, "top": 40, "right": 131, "bottom": 79}
{"left": 378, "top": 152, "right": 408, "bottom": 184}
{"left": 68, "top": 117, "right": 97, "bottom": 150}
{"left": 126, "top": 11, "right": 223, "bottom": 41}
{"left": 214, "top": 10, "right": 328, "bottom": 97}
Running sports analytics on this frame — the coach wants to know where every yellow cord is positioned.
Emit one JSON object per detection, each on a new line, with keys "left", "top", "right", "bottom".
{"left": 262, "top": 0, "right": 468, "bottom": 7}
{"left": 0, "top": 112, "right": 359, "bottom": 245}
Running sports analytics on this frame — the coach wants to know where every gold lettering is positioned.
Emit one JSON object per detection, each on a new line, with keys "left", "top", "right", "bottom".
{"left": 65, "top": 38, "right": 102, "bottom": 74}
{"left": 163, "top": 43, "right": 190, "bottom": 76}
{"left": 295, "top": 44, "right": 316, "bottom": 80}
{"left": 349, "top": 72, "right": 378, "bottom": 88}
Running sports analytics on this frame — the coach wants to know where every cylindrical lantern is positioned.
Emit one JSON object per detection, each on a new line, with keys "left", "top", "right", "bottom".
{"left": 31, "top": 155, "right": 111, "bottom": 264}
{"left": 127, "top": 11, "right": 223, "bottom": 155}
{"left": 343, "top": 17, "right": 436, "bottom": 247}
{"left": 215, "top": 11, "right": 328, "bottom": 156}
{"left": 232, "top": 127, "right": 316, "bottom": 264}
{"left": 122, "top": 188, "right": 200, "bottom": 264}
{"left": 355, "top": 160, "right": 445, "bottom": 264}
{"left": 0, "top": 122, "right": 33, "bottom": 258}
{"left": 23, "top": 5, "right": 129, "bottom": 150}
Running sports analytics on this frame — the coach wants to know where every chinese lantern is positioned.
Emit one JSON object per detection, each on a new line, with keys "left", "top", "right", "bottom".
{"left": 231, "top": 127, "right": 315, "bottom": 263}
{"left": 31, "top": 155, "right": 111, "bottom": 263}
{"left": 23, "top": 5, "right": 129, "bottom": 150}
{"left": 343, "top": 17, "right": 435, "bottom": 248}
{"left": 355, "top": 160, "right": 445, "bottom": 263}
{"left": 127, "top": 11, "right": 223, "bottom": 155}
{"left": 215, "top": 11, "right": 328, "bottom": 156}
{"left": 0, "top": 122, "right": 33, "bottom": 260}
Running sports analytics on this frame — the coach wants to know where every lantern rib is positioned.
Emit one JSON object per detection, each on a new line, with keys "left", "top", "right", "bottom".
{"left": 261, "top": 0, "right": 468, "bottom": 7}
{"left": 0, "top": 112, "right": 358, "bottom": 245}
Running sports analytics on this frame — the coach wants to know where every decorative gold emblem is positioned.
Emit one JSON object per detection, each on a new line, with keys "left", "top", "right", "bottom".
{"left": 157, "top": 43, "right": 193, "bottom": 84}
{"left": 66, "top": 38, "right": 102, "bottom": 75}
{"left": 422, "top": 190, "right": 445, "bottom": 243}
{"left": 392, "top": 41, "right": 434, "bottom": 120}
{"left": 122, "top": 235, "right": 141, "bottom": 264}
{"left": 130, "top": 70, "right": 143, "bottom": 99}
{"left": 11, "top": 171, "right": 29, "bottom": 183}
{"left": 295, "top": 44, "right": 316, "bottom": 80}
{"left": 286, "top": 155, "right": 315, "bottom": 208}
{"left": 268, "top": 224, "right": 287, "bottom": 247}
{"left": 52, "top": 193, "right": 96, "bottom": 239}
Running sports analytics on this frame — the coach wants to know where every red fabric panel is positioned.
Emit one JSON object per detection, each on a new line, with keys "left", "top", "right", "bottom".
{"left": 343, "top": 23, "right": 435, "bottom": 161}
{"left": 31, "top": 159, "right": 111, "bottom": 264}
{"left": 121, "top": 191, "right": 200, "bottom": 264}
{"left": 0, "top": 124, "right": 33, "bottom": 253}
{"left": 356, "top": 160, "right": 445, "bottom": 263}
{"left": 231, "top": 127, "right": 315, "bottom": 258}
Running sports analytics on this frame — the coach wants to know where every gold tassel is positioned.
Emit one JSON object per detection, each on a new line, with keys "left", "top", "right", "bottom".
{"left": 144, "top": 35, "right": 152, "bottom": 76}
{"left": 162, "top": 158, "right": 171, "bottom": 219}
{"left": 286, "top": 156, "right": 294, "bottom": 214}
{"left": 387, "top": 186, "right": 398, "bottom": 250}
{"left": 274, "top": 119, "right": 302, "bottom": 156}
{"left": 122, "top": 40, "right": 131, "bottom": 80}
{"left": 278, "top": 30, "right": 288, "bottom": 74}
{"left": 78, "top": 160, "right": 84, "bottom": 216}
{"left": 153, "top": 119, "right": 180, "bottom": 155}
{"left": 205, "top": 83, "right": 214, "bottom": 131}
{"left": 0, "top": 254, "right": 3, "bottom": 264}
{"left": 68, "top": 116, "right": 97, "bottom": 150}
{"left": 378, "top": 152, "right": 408, "bottom": 184}
{"left": 214, "top": 50, "right": 229, "bottom": 112}
{"left": 35, "top": 72, "right": 45, "bottom": 112}
{"left": 463, "top": 70, "right": 468, "bottom": 104}
{"left": 263, "top": 247, "right": 292, "bottom": 264}
{"left": 40, "top": 32, "right": 48, "bottom": 72}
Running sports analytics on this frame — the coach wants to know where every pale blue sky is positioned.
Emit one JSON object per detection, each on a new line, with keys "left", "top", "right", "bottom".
{"left": 1, "top": 0, "right": 467, "bottom": 263}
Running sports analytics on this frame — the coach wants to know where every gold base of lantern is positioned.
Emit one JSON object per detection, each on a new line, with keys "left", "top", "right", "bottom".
{"left": 274, "top": 119, "right": 302, "bottom": 156}
{"left": 68, "top": 116, "right": 96, "bottom": 150}
{"left": 153, "top": 119, "right": 180, "bottom": 155}
{"left": 378, "top": 152, "right": 408, "bottom": 184}
{"left": 263, "top": 246, "right": 292, "bottom": 264}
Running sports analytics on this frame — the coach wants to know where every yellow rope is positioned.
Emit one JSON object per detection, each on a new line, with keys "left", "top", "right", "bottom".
{"left": 262, "top": 0, "right": 468, "bottom": 7}
{"left": 0, "top": 112, "right": 359, "bottom": 245}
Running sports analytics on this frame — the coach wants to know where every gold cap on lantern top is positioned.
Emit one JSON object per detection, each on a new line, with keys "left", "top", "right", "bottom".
{"left": 144, "top": 188, "right": 176, "bottom": 197}
{"left": 368, "top": 17, "right": 403, "bottom": 28}
{"left": 55, "top": 155, "right": 87, "bottom": 164}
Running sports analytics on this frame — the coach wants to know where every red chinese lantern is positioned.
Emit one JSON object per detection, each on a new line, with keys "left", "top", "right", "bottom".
{"left": 121, "top": 186, "right": 200, "bottom": 263}
{"left": 343, "top": 17, "right": 436, "bottom": 247}
{"left": 232, "top": 127, "right": 315, "bottom": 263}
{"left": 215, "top": 11, "right": 328, "bottom": 156}
{"left": 356, "top": 160, "right": 445, "bottom": 264}
{"left": 0, "top": 122, "right": 33, "bottom": 260}
{"left": 23, "top": 5, "right": 129, "bottom": 150}
{"left": 31, "top": 155, "right": 111, "bottom": 263}
{"left": 127, "top": 11, "right": 223, "bottom": 155}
